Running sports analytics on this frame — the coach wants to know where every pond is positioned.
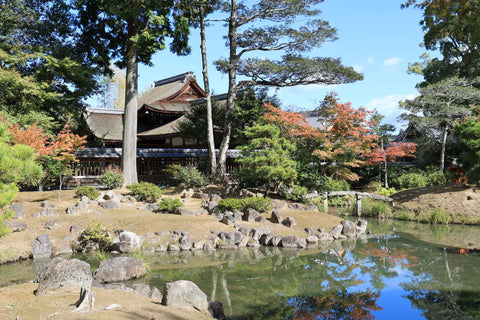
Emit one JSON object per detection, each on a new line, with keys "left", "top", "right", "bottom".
{"left": 1, "top": 220, "right": 479, "bottom": 319}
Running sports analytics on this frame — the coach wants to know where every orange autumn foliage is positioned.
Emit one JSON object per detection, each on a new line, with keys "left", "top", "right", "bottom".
{"left": 367, "top": 142, "right": 417, "bottom": 165}
{"left": 262, "top": 103, "right": 321, "bottom": 139}
{"left": 9, "top": 122, "right": 86, "bottom": 162}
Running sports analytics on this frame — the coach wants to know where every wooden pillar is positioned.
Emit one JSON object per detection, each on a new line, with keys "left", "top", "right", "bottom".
{"left": 323, "top": 192, "right": 328, "bottom": 214}
{"left": 356, "top": 193, "right": 362, "bottom": 217}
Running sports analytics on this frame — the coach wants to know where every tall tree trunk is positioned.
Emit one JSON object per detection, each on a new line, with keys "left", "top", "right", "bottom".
{"left": 440, "top": 123, "right": 449, "bottom": 172}
{"left": 216, "top": 0, "right": 238, "bottom": 182}
{"left": 122, "top": 16, "right": 139, "bottom": 185}
{"left": 199, "top": 3, "right": 216, "bottom": 175}
{"left": 381, "top": 141, "right": 389, "bottom": 189}
{"left": 384, "top": 160, "right": 389, "bottom": 189}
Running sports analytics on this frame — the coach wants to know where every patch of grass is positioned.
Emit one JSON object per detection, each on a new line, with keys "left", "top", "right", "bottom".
{"left": 394, "top": 209, "right": 414, "bottom": 221}
{"left": 132, "top": 248, "right": 151, "bottom": 272}
{"left": 75, "top": 186, "right": 100, "bottom": 200}
{"left": 429, "top": 207, "right": 450, "bottom": 225}
{"left": 361, "top": 198, "right": 392, "bottom": 218}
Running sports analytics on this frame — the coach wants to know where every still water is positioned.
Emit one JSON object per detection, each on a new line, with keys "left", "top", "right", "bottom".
{"left": 1, "top": 220, "right": 479, "bottom": 319}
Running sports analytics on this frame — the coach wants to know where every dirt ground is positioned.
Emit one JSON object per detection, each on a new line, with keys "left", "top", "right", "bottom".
{"left": 0, "top": 189, "right": 344, "bottom": 320}
{"left": 0, "top": 189, "right": 342, "bottom": 264}
{"left": 391, "top": 185, "right": 480, "bottom": 219}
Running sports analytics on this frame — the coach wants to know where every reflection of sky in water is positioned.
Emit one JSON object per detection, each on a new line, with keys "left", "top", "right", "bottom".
{"left": 341, "top": 251, "right": 425, "bottom": 319}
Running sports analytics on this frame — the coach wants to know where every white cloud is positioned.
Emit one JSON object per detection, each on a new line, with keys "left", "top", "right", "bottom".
{"left": 367, "top": 57, "right": 375, "bottom": 64}
{"left": 383, "top": 57, "right": 402, "bottom": 67}
{"left": 353, "top": 65, "right": 363, "bottom": 73}
{"left": 365, "top": 93, "right": 419, "bottom": 128}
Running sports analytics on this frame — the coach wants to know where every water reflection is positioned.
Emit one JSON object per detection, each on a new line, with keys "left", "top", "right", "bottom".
{"left": 1, "top": 223, "right": 479, "bottom": 320}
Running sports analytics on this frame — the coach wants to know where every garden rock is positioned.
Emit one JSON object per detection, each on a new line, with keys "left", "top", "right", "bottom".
{"left": 70, "top": 225, "right": 84, "bottom": 235}
{"left": 219, "top": 231, "right": 243, "bottom": 245}
{"left": 317, "top": 232, "right": 334, "bottom": 241}
{"left": 99, "top": 200, "right": 120, "bottom": 210}
{"left": 243, "top": 208, "right": 259, "bottom": 221}
{"left": 221, "top": 211, "right": 235, "bottom": 225}
{"left": 331, "top": 225, "right": 343, "bottom": 239}
{"left": 287, "top": 202, "right": 309, "bottom": 210}
{"left": 117, "top": 231, "right": 143, "bottom": 253}
{"left": 65, "top": 206, "right": 81, "bottom": 216}
{"left": 34, "top": 257, "right": 92, "bottom": 296}
{"left": 180, "top": 233, "right": 192, "bottom": 251}
{"left": 132, "top": 283, "right": 151, "bottom": 297}
{"left": 272, "top": 235, "right": 283, "bottom": 247}
{"left": 356, "top": 219, "right": 368, "bottom": 235}
{"left": 53, "top": 241, "right": 73, "bottom": 255}
{"left": 207, "top": 194, "right": 222, "bottom": 213}
{"left": 250, "top": 227, "right": 269, "bottom": 241}
{"left": 9, "top": 203, "right": 25, "bottom": 219}
{"left": 306, "top": 235, "right": 319, "bottom": 245}
{"left": 181, "top": 188, "right": 195, "bottom": 199}
{"left": 145, "top": 203, "right": 159, "bottom": 211}
{"left": 162, "top": 280, "right": 209, "bottom": 314}
{"left": 44, "top": 219, "right": 61, "bottom": 230}
{"left": 4, "top": 221, "right": 26, "bottom": 232}
{"left": 93, "top": 257, "right": 146, "bottom": 283}
{"left": 121, "top": 195, "right": 136, "bottom": 203}
{"left": 38, "top": 208, "right": 58, "bottom": 217}
{"left": 76, "top": 198, "right": 89, "bottom": 211}
{"left": 31, "top": 234, "right": 52, "bottom": 259}
{"left": 341, "top": 220, "right": 357, "bottom": 238}
{"left": 297, "top": 238, "right": 307, "bottom": 249}
{"left": 203, "top": 243, "right": 215, "bottom": 251}
{"left": 304, "top": 227, "right": 316, "bottom": 236}
{"left": 168, "top": 244, "right": 180, "bottom": 251}
{"left": 281, "top": 217, "right": 296, "bottom": 228}
{"left": 247, "top": 240, "right": 260, "bottom": 248}
{"left": 259, "top": 233, "right": 274, "bottom": 246}
{"left": 41, "top": 200, "right": 55, "bottom": 209}
{"left": 281, "top": 235, "right": 299, "bottom": 248}
{"left": 270, "top": 209, "right": 282, "bottom": 223}
{"left": 149, "top": 286, "right": 163, "bottom": 300}
{"left": 209, "top": 301, "right": 226, "bottom": 320}
{"left": 178, "top": 207, "right": 208, "bottom": 216}
{"left": 255, "top": 216, "right": 268, "bottom": 223}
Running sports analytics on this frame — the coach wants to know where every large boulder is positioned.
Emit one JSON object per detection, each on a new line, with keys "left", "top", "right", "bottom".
{"left": 281, "top": 235, "right": 299, "bottom": 248}
{"left": 330, "top": 225, "right": 343, "bottom": 239}
{"left": 219, "top": 231, "right": 243, "bottom": 245}
{"left": 99, "top": 200, "right": 120, "bottom": 210}
{"left": 93, "top": 257, "right": 146, "bottom": 283}
{"left": 207, "top": 194, "right": 222, "bottom": 214}
{"left": 356, "top": 219, "right": 368, "bottom": 235}
{"left": 281, "top": 217, "right": 296, "bottom": 228}
{"left": 31, "top": 234, "right": 52, "bottom": 259}
{"left": 270, "top": 209, "right": 282, "bottom": 224}
{"left": 34, "top": 257, "right": 92, "bottom": 296}
{"left": 4, "top": 221, "right": 26, "bottom": 232}
{"left": 341, "top": 220, "right": 357, "bottom": 238}
{"left": 117, "top": 231, "right": 143, "bottom": 253}
{"left": 9, "top": 203, "right": 25, "bottom": 219}
{"left": 162, "top": 280, "right": 209, "bottom": 314}
{"left": 243, "top": 209, "right": 259, "bottom": 222}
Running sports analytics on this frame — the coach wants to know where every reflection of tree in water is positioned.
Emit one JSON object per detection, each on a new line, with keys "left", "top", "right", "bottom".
{"left": 290, "top": 289, "right": 382, "bottom": 320}
{"left": 405, "top": 289, "right": 480, "bottom": 320}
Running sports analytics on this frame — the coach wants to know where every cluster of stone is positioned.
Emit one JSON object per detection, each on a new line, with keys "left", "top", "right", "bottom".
{"left": 33, "top": 256, "right": 224, "bottom": 318}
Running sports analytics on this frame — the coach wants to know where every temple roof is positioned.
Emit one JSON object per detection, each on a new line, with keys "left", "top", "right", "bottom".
{"left": 75, "top": 147, "right": 241, "bottom": 158}
{"left": 85, "top": 72, "right": 206, "bottom": 141}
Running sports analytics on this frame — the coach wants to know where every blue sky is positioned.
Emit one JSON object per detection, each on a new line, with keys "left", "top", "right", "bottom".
{"left": 134, "top": 0, "right": 426, "bottom": 131}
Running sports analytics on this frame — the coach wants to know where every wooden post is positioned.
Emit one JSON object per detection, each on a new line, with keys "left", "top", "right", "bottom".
{"left": 356, "top": 193, "right": 362, "bottom": 217}
{"left": 323, "top": 192, "right": 328, "bottom": 214}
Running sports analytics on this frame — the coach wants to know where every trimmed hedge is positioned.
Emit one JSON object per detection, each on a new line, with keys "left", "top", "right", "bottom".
{"left": 218, "top": 197, "right": 273, "bottom": 213}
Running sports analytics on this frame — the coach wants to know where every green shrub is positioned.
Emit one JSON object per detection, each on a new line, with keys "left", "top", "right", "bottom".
{"left": 426, "top": 170, "right": 448, "bottom": 186}
{"left": 393, "top": 173, "right": 427, "bottom": 189}
{"left": 127, "top": 182, "right": 163, "bottom": 203}
{"left": 75, "top": 185, "right": 100, "bottom": 200}
{"left": 218, "top": 197, "right": 273, "bottom": 212}
{"left": 325, "top": 178, "right": 350, "bottom": 192}
{"left": 394, "top": 209, "right": 414, "bottom": 221}
{"left": 156, "top": 198, "right": 183, "bottom": 213}
{"left": 99, "top": 171, "right": 124, "bottom": 189}
{"left": 361, "top": 198, "right": 392, "bottom": 218}
{"left": 279, "top": 184, "right": 308, "bottom": 201}
{"left": 429, "top": 207, "right": 450, "bottom": 225}
{"left": 375, "top": 187, "right": 397, "bottom": 197}
{"left": 167, "top": 165, "right": 208, "bottom": 188}
{"left": 78, "top": 221, "right": 112, "bottom": 252}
